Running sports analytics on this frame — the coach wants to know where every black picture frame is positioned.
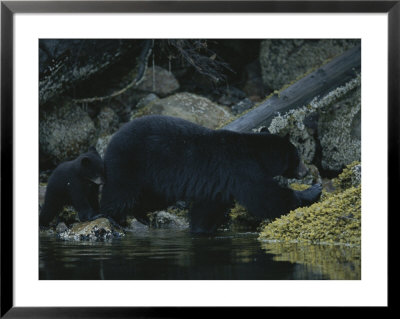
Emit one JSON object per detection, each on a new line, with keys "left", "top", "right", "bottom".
{"left": 1, "top": 0, "right": 395, "bottom": 317}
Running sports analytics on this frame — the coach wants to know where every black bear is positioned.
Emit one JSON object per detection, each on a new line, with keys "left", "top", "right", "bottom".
{"left": 39, "top": 147, "right": 105, "bottom": 226}
{"left": 100, "top": 115, "right": 322, "bottom": 233}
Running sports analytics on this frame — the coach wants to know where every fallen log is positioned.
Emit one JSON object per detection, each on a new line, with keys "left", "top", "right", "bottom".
{"left": 223, "top": 45, "right": 361, "bottom": 132}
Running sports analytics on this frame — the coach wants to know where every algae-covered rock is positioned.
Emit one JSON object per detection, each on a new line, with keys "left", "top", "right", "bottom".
{"left": 58, "top": 218, "right": 125, "bottom": 241}
{"left": 259, "top": 39, "right": 359, "bottom": 90}
{"left": 39, "top": 102, "right": 97, "bottom": 165}
{"left": 229, "top": 203, "right": 261, "bottom": 230}
{"left": 332, "top": 161, "right": 361, "bottom": 192}
{"left": 259, "top": 185, "right": 361, "bottom": 245}
{"left": 131, "top": 92, "right": 234, "bottom": 129}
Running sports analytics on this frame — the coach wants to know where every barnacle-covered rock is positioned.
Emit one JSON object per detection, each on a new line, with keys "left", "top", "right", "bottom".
{"left": 268, "top": 75, "right": 361, "bottom": 172}
{"left": 58, "top": 218, "right": 125, "bottom": 241}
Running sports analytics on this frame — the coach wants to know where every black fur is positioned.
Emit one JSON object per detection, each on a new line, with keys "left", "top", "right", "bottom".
{"left": 101, "top": 115, "right": 321, "bottom": 233}
{"left": 39, "top": 147, "right": 105, "bottom": 226}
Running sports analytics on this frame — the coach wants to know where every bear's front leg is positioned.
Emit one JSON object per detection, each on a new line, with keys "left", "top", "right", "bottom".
{"left": 294, "top": 184, "right": 322, "bottom": 207}
{"left": 69, "top": 185, "right": 98, "bottom": 222}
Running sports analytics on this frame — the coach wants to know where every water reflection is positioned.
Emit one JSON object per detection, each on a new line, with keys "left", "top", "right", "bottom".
{"left": 260, "top": 241, "right": 361, "bottom": 280}
{"left": 39, "top": 229, "right": 360, "bottom": 280}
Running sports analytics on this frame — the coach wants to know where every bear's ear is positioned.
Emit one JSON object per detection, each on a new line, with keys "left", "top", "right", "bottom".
{"left": 81, "top": 156, "right": 91, "bottom": 167}
{"left": 88, "top": 146, "right": 97, "bottom": 153}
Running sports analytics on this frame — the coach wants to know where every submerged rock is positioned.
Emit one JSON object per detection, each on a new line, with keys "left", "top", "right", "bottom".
{"left": 57, "top": 218, "right": 125, "bottom": 241}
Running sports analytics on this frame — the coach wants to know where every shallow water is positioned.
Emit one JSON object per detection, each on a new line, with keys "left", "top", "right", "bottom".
{"left": 39, "top": 229, "right": 361, "bottom": 280}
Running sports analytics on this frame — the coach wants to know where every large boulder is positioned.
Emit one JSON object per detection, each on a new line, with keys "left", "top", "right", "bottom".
{"left": 259, "top": 39, "right": 360, "bottom": 91}
{"left": 131, "top": 92, "right": 234, "bottom": 129}
{"left": 39, "top": 102, "right": 97, "bottom": 166}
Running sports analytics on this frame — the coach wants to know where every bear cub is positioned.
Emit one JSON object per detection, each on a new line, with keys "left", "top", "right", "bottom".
{"left": 39, "top": 147, "right": 105, "bottom": 226}
{"left": 100, "top": 115, "right": 322, "bottom": 234}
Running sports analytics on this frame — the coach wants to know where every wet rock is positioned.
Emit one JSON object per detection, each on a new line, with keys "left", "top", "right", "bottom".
{"left": 58, "top": 218, "right": 125, "bottom": 241}
{"left": 136, "top": 65, "right": 180, "bottom": 97}
{"left": 131, "top": 92, "right": 234, "bottom": 129}
{"left": 56, "top": 222, "right": 68, "bottom": 233}
{"left": 259, "top": 39, "right": 360, "bottom": 90}
{"left": 148, "top": 211, "right": 189, "bottom": 230}
{"left": 39, "top": 102, "right": 97, "bottom": 165}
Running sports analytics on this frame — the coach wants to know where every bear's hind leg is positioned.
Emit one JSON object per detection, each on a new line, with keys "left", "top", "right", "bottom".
{"left": 189, "top": 201, "right": 231, "bottom": 234}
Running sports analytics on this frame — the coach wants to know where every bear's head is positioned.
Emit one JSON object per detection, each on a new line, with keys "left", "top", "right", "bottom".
{"left": 79, "top": 146, "right": 105, "bottom": 185}
{"left": 256, "top": 133, "right": 308, "bottom": 179}
{"left": 281, "top": 142, "right": 308, "bottom": 179}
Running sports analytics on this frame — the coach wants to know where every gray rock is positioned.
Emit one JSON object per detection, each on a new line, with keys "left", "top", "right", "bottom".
{"left": 39, "top": 102, "right": 97, "bottom": 165}
{"left": 259, "top": 39, "right": 360, "bottom": 90}
{"left": 136, "top": 65, "right": 180, "bottom": 96}
{"left": 131, "top": 92, "right": 234, "bottom": 129}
